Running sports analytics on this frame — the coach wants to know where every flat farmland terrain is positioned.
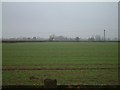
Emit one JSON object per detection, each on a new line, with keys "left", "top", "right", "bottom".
{"left": 2, "top": 42, "right": 118, "bottom": 85}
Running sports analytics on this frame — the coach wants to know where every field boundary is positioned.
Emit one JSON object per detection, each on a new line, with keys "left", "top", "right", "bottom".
{"left": 2, "top": 67, "right": 117, "bottom": 71}
{"left": 2, "top": 85, "right": 120, "bottom": 90}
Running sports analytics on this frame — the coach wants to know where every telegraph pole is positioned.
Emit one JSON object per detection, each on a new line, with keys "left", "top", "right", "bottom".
{"left": 104, "top": 29, "right": 106, "bottom": 41}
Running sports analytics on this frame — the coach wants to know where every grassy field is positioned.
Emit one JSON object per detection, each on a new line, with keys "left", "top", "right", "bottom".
{"left": 2, "top": 42, "right": 118, "bottom": 85}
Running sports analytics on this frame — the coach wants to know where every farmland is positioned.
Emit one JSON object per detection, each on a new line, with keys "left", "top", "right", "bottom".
{"left": 2, "top": 42, "right": 118, "bottom": 85}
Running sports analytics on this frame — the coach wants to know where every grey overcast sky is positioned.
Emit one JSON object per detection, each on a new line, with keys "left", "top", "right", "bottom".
{"left": 2, "top": 2, "right": 118, "bottom": 39}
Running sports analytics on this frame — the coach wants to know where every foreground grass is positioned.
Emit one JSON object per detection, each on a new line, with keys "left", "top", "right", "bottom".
{"left": 3, "top": 70, "right": 118, "bottom": 85}
{"left": 2, "top": 42, "right": 118, "bottom": 85}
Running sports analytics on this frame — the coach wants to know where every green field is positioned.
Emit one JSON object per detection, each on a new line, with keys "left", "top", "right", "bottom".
{"left": 2, "top": 42, "right": 118, "bottom": 85}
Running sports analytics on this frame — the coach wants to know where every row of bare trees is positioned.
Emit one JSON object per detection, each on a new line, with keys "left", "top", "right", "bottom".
{"left": 49, "top": 34, "right": 118, "bottom": 41}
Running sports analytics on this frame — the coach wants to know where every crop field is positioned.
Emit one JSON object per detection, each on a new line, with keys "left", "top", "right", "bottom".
{"left": 2, "top": 42, "right": 119, "bottom": 85}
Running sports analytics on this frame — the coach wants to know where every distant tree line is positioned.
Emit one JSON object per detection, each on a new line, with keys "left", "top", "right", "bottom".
{"left": 2, "top": 34, "right": 119, "bottom": 42}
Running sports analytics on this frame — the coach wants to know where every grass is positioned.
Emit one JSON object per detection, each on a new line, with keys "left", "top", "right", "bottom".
{"left": 0, "top": 42, "right": 2, "bottom": 86}
{"left": 3, "top": 70, "right": 118, "bottom": 85}
{"left": 2, "top": 42, "right": 119, "bottom": 85}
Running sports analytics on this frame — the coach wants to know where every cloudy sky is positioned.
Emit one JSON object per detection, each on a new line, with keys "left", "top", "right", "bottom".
{"left": 2, "top": 2, "right": 118, "bottom": 39}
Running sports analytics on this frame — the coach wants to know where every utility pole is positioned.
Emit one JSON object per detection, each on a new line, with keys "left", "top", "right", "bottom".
{"left": 104, "top": 29, "right": 106, "bottom": 41}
